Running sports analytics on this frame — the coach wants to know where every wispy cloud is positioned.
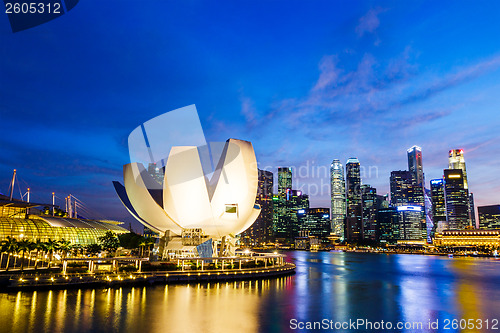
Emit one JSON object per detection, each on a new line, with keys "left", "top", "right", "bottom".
{"left": 355, "top": 8, "right": 386, "bottom": 37}
{"left": 240, "top": 96, "right": 257, "bottom": 126}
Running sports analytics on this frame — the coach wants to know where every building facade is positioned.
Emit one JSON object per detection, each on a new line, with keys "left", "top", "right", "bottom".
{"left": 330, "top": 159, "right": 346, "bottom": 240}
{"left": 345, "top": 158, "right": 362, "bottom": 242}
{"left": 407, "top": 145, "right": 425, "bottom": 187}
{"left": 448, "top": 149, "right": 468, "bottom": 189}
{"left": 444, "top": 169, "right": 469, "bottom": 230}
{"left": 274, "top": 167, "right": 293, "bottom": 241}
{"left": 0, "top": 195, "right": 128, "bottom": 245}
{"left": 377, "top": 207, "right": 399, "bottom": 244}
{"left": 361, "top": 184, "right": 377, "bottom": 241}
{"left": 434, "top": 229, "right": 500, "bottom": 248}
{"left": 240, "top": 169, "right": 274, "bottom": 245}
{"left": 397, "top": 205, "right": 425, "bottom": 240}
{"left": 302, "top": 208, "right": 331, "bottom": 239}
{"left": 390, "top": 171, "right": 424, "bottom": 207}
{"left": 478, "top": 205, "right": 500, "bottom": 229}
{"left": 431, "top": 178, "right": 447, "bottom": 233}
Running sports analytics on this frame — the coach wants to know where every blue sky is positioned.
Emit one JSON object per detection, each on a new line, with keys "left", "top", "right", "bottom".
{"left": 1, "top": 1, "right": 500, "bottom": 231}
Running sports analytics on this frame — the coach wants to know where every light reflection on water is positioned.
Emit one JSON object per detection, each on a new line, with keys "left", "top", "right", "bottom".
{"left": 0, "top": 252, "right": 499, "bottom": 333}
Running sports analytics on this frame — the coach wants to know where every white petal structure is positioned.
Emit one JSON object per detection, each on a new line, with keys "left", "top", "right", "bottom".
{"left": 114, "top": 138, "right": 261, "bottom": 238}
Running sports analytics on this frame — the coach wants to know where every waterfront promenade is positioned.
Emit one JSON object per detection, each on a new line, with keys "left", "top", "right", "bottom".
{"left": 0, "top": 254, "right": 295, "bottom": 290}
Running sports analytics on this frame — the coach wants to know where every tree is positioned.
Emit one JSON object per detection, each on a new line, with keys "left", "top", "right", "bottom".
{"left": 118, "top": 232, "right": 143, "bottom": 249}
{"left": 98, "top": 231, "right": 120, "bottom": 256}
{"left": 33, "top": 239, "right": 46, "bottom": 270}
{"left": 138, "top": 237, "right": 146, "bottom": 257}
{"left": 145, "top": 237, "right": 156, "bottom": 257}
{"left": 85, "top": 243, "right": 102, "bottom": 257}
{"left": 16, "top": 239, "right": 32, "bottom": 271}
{"left": 1, "top": 237, "right": 18, "bottom": 271}
{"left": 70, "top": 244, "right": 84, "bottom": 257}
{"left": 44, "top": 238, "right": 59, "bottom": 269}
{"left": 58, "top": 239, "right": 71, "bottom": 258}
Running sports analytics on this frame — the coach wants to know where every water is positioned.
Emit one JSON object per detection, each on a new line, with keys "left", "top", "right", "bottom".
{"left": 0, "top": 251, "right": 499, "bottom": 333}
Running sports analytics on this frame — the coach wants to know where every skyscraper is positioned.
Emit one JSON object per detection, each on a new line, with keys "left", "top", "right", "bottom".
{"left": 330, "top": 159, "right": 346, "bottom": 240}
{"left": 274, "top": 167, "right": 293, "bottom": 241}
{"left": 345, "top": 158, "right": 362, "bottom": 242}
{"left": 274, "top": 168, "right": 309, "bottom": 243}
{"left": 478, "top": 205, "right": 500, "bottom": 229}
{"left": 278, "top": 167, "right": 292, "bottom": 196}
{"left": 448, "top": 149, "right": 468, "bottom": 189}
{"left": 289, "top": 190, "right": 310, "bottom": 238}
{"left": 430, "top": 178, "right": 447, "bottom": 234}
{"left": 240, "top": 169, "right": 274, "bottom": 245}
{"left": 377, "top": 207, "right": 399, "bottom": 243}
{"left": 397, "top": 205, "right": 425, "bottom": 240}
{"left": 361, "top": 184, "right": 377, "bottom": 241}
{"left": 389, "top": 171, "right": 424, "bottom": 207}
{"left": 302, "top": 208, "right": 331, "bottom": 239}
{"left": 407, "top": 146, "right": 424, "bottom": 187}
{"left": 469, "top": 193, "right": 476, "bottom": 228}
{"left": 448, "top": 149, "right": 475, "bottom": 227}
{"left": 444, "top": 169, "right": 469, "bottom": 230}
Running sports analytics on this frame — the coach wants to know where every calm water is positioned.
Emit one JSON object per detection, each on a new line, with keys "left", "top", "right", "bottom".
{"left": 0, "top": 251, "right": 499, "bottom": 333}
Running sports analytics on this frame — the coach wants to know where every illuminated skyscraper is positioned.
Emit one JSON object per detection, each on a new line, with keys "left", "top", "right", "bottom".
{"left": 361, "top": 184, "right": 377, "bottom": 241}
{"left": 469, "top": 193, "right": 476, "bottom": 228}
{"left": 274, "top": 168, "right": 309, "bottom": 243}
{"left": 448, "top": 149, "right": 476, "bottom": 227}
{"left": 430, "top": 178, "right": 447, "bottom": 234}
{"left": 240, "top": 169, "right": 274, "bottom": 245}
{"left": 330, "top": 159, "right": 346, "bottom": 240}
{"left": 302, "top": 207, "right": 331, "bottom": 239}
{"left": 290, "top": 190, "right": 309, "bottom": 238}
{"left": 389, "top": 171, "right": 424, "bottom": 207}
{"left": 407, "top": 146, "right": 424, "bottom": 187}
{"left": 444, "top": 169, "right": 469, "bottom": 230}
{"left": 377, "top": 207, "right": 399, "bottom": 243}
{"left": 478, "top": 205, "right": 500, "bottom": 229}
{"left": 274, "top": 167, "right": 293, "bottom": 241}
{"left": 448, "top": 149, "right": 468, "bottom": 189}
{"left": 345, "top": 158, "right": 362, "bottom": 242}
{"left": 397, "top": 205, "right": 425, "bottom": 240}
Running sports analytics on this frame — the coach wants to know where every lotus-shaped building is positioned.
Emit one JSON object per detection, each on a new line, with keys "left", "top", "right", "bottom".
{"left": 113, "top": 106, "right": 261, "bottom": 253}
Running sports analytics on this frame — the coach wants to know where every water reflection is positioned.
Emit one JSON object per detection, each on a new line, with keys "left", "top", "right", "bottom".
{"left": 0, "top": 252, "right": 499, "bottom": 333}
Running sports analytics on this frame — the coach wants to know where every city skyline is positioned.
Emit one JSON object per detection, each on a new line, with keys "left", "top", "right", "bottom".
{"left": 1, "top": 1, "right": 500, "bottom": 231}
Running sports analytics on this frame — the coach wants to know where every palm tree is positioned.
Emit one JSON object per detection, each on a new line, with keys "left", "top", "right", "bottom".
{"left": 2, "top": 237, "right": 18, "bottom": 271}
{"left": 138, "top": 237, "right": 146, "bottom": 257}
{"left": 33, "top": 239, "right": 46, "bottom": 270}
{"left": 58, "top": 239, "right": 71, "bottom": 259}
{"left": 45, "top": 239, "right": 59, "bottom": 269}
{"left": 70, "top": 244, "right": 83, "bottom": 257}
{"left": 16, "top": 239, "right": 32, "bottom": 271}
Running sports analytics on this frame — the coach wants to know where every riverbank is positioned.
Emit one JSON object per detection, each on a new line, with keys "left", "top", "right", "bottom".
{"left": 0, "top": 262, "right": 296, "bottom": 291}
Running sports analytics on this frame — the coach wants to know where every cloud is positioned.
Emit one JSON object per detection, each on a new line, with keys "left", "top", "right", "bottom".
{"left": 240, "top": 96, "right": 257, "bottom": 125}
{"left": 312, "top": 55, "right": 341, "bottom": 91}
{"left": 396, "top": 55, "right": 500, "bottom": 108}
{"left": 355, "top": 8, "right": 386, "bottom": 37}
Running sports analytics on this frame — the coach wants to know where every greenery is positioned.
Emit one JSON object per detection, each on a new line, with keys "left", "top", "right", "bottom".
{"left": 98, "top": 231, "right": 120, "bottom": 255}
{"left": 85, "top": 243, "right": 102, "bottom": 256}
{"left": 118, "top": 232, "right": 156, "bottom": 257}
{"left": 0, "top": 237, "right": 87, "bottom": 271}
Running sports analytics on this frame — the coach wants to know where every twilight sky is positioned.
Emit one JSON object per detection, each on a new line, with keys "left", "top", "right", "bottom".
{"left": 1, "top": 1, "right": 500, "bottom": 232}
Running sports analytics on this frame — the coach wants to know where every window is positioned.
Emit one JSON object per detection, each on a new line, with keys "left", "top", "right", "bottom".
{"left": 225, "top": 204, "right": 238, "bottom": 214}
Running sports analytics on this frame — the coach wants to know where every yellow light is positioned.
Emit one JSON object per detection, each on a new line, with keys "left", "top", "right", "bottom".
{"left": 448, "top": 174, "right": 461, "bottom": 178}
